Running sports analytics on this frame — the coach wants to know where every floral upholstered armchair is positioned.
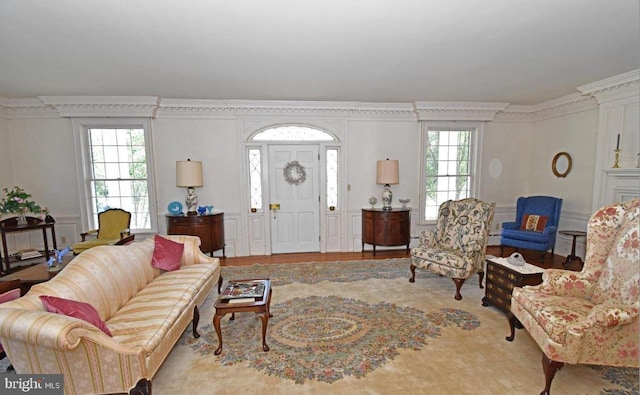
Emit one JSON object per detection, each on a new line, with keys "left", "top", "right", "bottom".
{"left": 410, "top": 198, "right": 495, "bottom": 300}
{"left": 508, "top": 199, "right": 639, "bottom": 395}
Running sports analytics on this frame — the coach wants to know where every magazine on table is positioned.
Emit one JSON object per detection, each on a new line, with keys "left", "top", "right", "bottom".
{"left": 221, "top": 280, "right": 266, "bottom": 299}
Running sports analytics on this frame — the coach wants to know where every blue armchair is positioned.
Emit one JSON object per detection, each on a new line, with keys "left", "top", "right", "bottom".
{"left": 500, "top": 196, "right": 562, "bottom": 261}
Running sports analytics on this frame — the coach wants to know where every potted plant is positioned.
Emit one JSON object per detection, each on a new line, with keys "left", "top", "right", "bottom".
{"left": 0, "top": 186, "right": 48, "bottom": 225}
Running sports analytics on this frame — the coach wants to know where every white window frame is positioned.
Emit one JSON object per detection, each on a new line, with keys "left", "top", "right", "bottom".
{"left": 418, "top": 121, "right": 483, "bottom": 225}
{"left": 72, "top": 118, "right": 158, "bottom": 233}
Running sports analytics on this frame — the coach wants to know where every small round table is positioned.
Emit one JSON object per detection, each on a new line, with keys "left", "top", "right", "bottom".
{"left": 559, "top": 230, "right": 587, "bottom": 269}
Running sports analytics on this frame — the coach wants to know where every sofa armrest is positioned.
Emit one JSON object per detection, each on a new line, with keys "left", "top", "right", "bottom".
{"left": 0, "top": 308, "right": 139, "bottom": 356}
{"left": 502, "top": 221, "right": 518, "bottom": 230}
{"left": 542, "top": 225, "right": 558, "bottom": 237}
{"left": 525, "top": 269, "right": 597, "bottom": 299}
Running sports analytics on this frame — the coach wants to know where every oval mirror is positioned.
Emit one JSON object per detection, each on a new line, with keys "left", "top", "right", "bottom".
{"left": 552, "top": 152, "right": 572, "bottom": 178}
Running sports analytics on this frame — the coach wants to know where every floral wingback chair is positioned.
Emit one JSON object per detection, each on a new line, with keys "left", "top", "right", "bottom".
{"left": 508, "top": 199, "right": 639, "bottom": 395}
{"left": 410, "top": 198, "right": 495, "bottom": 300}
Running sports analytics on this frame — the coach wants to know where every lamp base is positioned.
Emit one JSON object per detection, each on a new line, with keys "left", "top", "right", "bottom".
{"left": 382, "top": 184, "right": 393, "bottom": 211}
{"left": 185, "top": 187, "right": 198, "bottom": 215}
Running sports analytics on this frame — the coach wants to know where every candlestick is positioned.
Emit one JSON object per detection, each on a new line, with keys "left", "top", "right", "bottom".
{"left": 616, "top": 134, "right": 620, "bottom": 150}
{"left": 612, "top": 149, "right": 621, "bottom": 168}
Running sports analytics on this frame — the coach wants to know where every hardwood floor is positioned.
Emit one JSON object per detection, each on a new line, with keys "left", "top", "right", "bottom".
{"left": 220, "top": 245, "right": 577, "bottom": 270}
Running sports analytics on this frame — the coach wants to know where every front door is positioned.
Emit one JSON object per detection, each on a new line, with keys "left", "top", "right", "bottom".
{"left": 268, "top": 145, "right": 320, "bottom": 253}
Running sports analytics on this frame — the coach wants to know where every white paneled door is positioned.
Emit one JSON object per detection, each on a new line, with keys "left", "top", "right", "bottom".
{"left": 269, "top": 145, "right": 320, "bottom": 253}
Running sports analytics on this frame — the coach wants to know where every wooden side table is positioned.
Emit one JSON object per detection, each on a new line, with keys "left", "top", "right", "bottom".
{"left": 361, "top": 208, "right": 410, "bottom": 255}
{"left": 213, "top": 279, "right": 272, "bottom": 355}
{"left": 482, "top": 257, "right": 544, "bottom": 318}
{"left": 559, "top": 230, "right": 587, "bottom": 269}
{"left": 166, "top": 212, "right": 225, "bottom": 257}
{"left": 0, "top": 216, "right": 57, "bottom": 275}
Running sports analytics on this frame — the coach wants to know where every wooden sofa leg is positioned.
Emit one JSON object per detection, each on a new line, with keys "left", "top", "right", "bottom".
{"left": 130, "top": 378, "right": 152, "bottom": 395}
{"left": 452, "top": 278, "right": 465, "bottom": 300}
{"left": 218, "top": 275, "right": 223, "bottom": 293}
{"left": 540, "top": 354, "right": 563, "bottom": 395}
{"left": 193, "top": 305, "right": 200, "bottom": 338}
{"left": 409, "top": 264, "right": 416, "bottom": 283}
{"left": 477, "top": 271, "right": 484, "bottom": 289}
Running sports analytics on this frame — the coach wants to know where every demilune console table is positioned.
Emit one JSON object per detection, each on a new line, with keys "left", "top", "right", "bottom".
{"left": 166, "top": 212, "right": 225, "bottom": 257}
{"left": 361, "top": 208, "right": 411, "bottom": 255}
{"left": 0, "top": 216, "right": 58, "bottom": 274}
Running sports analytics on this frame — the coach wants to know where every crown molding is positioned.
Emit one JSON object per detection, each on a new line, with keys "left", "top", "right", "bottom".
{"left": 0, "top": 97, "right": 58, "bottom": 119}
{"left": 496, "top": 93, "right": 598, "bottom": 123}
{"left": 413, "top": 101, "right": 510, "bottom": 121}
{"left": 156, "top": 98, "right": 416, "bottom": 119}
{"left": 38, "top": 96, "right": 160, "bottom": 117}
{"left": 577, "top": 69, "right": 639, "bottom": 104}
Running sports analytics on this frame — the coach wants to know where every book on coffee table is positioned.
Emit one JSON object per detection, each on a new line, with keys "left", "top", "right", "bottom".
{"left": 221, "top": 280, "right": 266, "bottom": 299}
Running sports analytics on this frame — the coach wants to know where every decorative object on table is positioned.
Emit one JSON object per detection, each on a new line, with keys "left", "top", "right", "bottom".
{"left": 368, "top": 196, "right": 377, "bottom": 209}
{"left": 197, "top": 206, "right": 206, "bottom": 215}
{"left": 507, "top": 252, "right": 526, "bottom": 266}
{"left": 376, "top": 159, "right": 399, "bottom": 211}
{"left": 167, "top": 201, "right": 183, "bottom": 215}
{"left": 206, "top": 205, "right": 214, "bottom": 214}
{"left": 47, "top": 246, "right": 71, "bottom": 271}
{"left": 283, "top": 160, "right": 307, "bottom": 185}
{"left": 0, "top": 186, "right": 48, "bottom": 225}
{"left": 176, "top": 159, "right": 203, "bottom": 216}
{"left": 551, "top": 152, "right": 572, "bottom": 177}
{"left": 399, "top": 198, "right": 410, "bottom": 209}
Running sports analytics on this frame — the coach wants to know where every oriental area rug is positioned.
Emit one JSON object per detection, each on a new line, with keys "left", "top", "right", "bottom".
{"left": 1, "top": 259, "right": 637, "bottom": 394}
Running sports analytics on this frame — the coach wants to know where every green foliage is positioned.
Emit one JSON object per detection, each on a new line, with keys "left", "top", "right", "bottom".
{"left": 0, "top": 186, "right": 48, "bottom": 215}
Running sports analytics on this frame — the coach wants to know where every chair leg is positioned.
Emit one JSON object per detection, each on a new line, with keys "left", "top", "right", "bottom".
{"left": 500, "top": 245, "right": 504, "bottom": 257}
{"left": 540, "top": 251, "right": 545, "bottom": 263}
{"left": 409, "top": 264, "right": 416, "bottom": 283}
{"left": 540, "top": 353, "right": 564, "bottom": 395}
{"left": 452, "top": 278, "right": 465, "bottom": 300}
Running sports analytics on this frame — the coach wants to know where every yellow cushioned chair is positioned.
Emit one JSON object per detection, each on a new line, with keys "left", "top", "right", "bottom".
{"left": 72, "top": 208, "right": 131, "bottom": 254}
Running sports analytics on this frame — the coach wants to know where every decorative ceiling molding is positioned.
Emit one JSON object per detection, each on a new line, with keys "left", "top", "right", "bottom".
{"left": 156, "top": 98, "right": 416, "bottom": 119}
{"left": 577, "top": 69, "right": 639, "bottom": 104}
{"left": 0, "top": 97, "right": 58, "bottom": 119}
{"left": 38, "top": 96, "right": 160, "bottom": 118}
{"left": 496, "top": 93, "right": 598, "bottom": 123}
{"left": 413, "top": 101, "right": 510, "bottom": 121}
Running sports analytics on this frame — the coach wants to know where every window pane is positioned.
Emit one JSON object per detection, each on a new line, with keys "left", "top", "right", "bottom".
{"left": 248, "top": 148, "right": 262, "bottom": 209}
{"left": 327, "top": 149, "right": 338, "bottom": 208}
{"left": 423, "top": 128, "right": 473, "bottom": 221}
{"left": 87, "top": 127, "right": 151, "bottom": 231}
{"left": 252, "top": 126, "right": 334, "bottom": 141}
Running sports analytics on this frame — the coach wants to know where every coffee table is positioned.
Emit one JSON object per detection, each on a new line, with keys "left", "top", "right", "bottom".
{"left": 0, "top": 255, "right": 72, "bottom": 295}
{"left": 213, "top": 278, "right": 272, "bottom": 355}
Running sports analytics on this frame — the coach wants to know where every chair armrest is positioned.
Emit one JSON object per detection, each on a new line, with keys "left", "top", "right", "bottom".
{"left": 526, "top": 269, "right": 597, "bottom": 298}
{"left": 0, "top": 309, "right": 137, "bottom": 355}
{"left": 120, "top": 228, "right": 131, "bottom": 238}
{"left": 542, "top": 225, "right": 558, "bottom": 236}
{"left": 587, "top": 304, "right": 639, "bottom": 327}
{"left": 80, "top": 229, "right": 98, "bottom": 242}
{"left": 502, "top": 222, "right": 518, "bottom": 230}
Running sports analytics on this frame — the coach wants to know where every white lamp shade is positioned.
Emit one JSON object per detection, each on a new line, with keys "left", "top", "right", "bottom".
{"left": 376, "top": 159, "right": 399, "bottom": 185}
{"left": 176, "top": 160, "right": 203, "bottom": 187}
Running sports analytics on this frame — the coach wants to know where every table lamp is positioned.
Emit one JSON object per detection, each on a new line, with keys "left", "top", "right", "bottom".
{"left": 376, "top": 159, "right": 399, "bottom": 211}
{"left": 176, "top": 159, "right": 203, "bottom": 215}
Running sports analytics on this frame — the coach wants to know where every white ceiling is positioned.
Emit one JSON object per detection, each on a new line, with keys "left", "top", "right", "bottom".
{"left": 0, "top": 0, "right": 638, "bottom": 105}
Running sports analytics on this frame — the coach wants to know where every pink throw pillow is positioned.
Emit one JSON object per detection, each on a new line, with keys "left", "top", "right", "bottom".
{"left": 39, "top": 295, "right": 112, "bottom": 337}
{"left": 151, "top": 235, "right": 184, "bottom": 271}
{"left": 0, "top": 288, "right": 20, "bottom": 304}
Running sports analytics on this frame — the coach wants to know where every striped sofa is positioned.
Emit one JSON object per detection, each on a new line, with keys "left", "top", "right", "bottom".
{"left": 0, "top": 235, "right": 221, "bottom": 395}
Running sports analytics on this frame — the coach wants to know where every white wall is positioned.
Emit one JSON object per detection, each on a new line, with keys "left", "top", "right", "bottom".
{"left": 1, "top": 71, "right": 636, "bottom": 258}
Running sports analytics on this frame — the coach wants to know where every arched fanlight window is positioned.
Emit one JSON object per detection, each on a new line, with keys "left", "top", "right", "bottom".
{"left": 251, "top": 125, "right": 335, "bottom": 141}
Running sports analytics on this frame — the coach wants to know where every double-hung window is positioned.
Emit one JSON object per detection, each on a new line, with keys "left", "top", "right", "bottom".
{"left": 420, "top": 122, "right": 481, "bottom": 222}
{"left": 75, "top": 119, "right": 157, "bottom": 232}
